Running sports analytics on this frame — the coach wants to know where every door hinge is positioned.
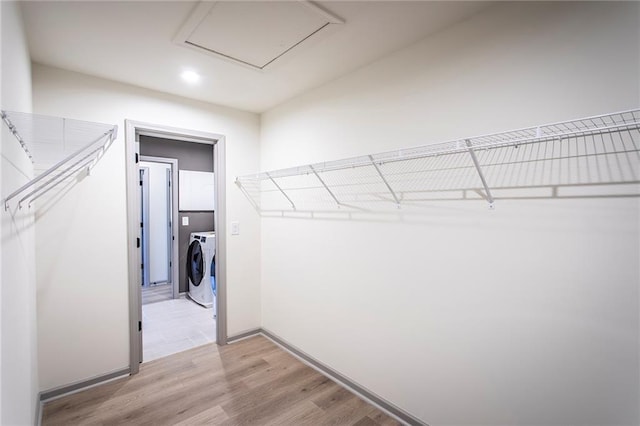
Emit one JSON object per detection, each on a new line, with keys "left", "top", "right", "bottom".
{"left": 136, "top": 238, "right": 140, "bottom": 248}
{"left": 141, "top": 263, "right": 144, "bottom": 270}
{"left": 139, "top": 180, "right": 143, "bottom": 186}
{"left": 169, "top": 261, "right": 172, "bottom": 267}
{"left": 140, "top": 222, "right": 143, "bottom": 228}
{"left": 138, "top": 321, "right": 142, "bottom": 331}
{"left": 135, "top": 153, "right": 139, "bottom": 163}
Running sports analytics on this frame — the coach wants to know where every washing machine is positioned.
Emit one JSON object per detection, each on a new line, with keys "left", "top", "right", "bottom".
{"left": 187, "top": 231, "right": 216, "bottom": 311}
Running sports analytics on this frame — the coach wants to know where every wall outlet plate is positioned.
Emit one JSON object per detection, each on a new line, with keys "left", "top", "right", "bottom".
{"left": 231, "top": 221, "right": 240, "bottom": 235}
{"left": 182, "top": 216, "right": 189, "bottom": 226}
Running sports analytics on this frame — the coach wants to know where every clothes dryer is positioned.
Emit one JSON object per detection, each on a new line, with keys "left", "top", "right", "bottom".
{"left": 187, "top": 231, "right": 215, "bottom": 309}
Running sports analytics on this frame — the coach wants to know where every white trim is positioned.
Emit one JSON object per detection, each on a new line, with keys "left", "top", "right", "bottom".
{"left": 139, "top": 166, "right": 150, "bottom": 287}
{"left": 39, "top": 367, "right": 131, "bottom": 403}
{"left": 140, "top": 156, "right": 180, "bottom": 299}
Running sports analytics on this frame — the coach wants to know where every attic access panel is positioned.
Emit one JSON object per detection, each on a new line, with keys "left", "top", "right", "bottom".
{"left": 175, "top": 1, "right": 343, "bottom": 70}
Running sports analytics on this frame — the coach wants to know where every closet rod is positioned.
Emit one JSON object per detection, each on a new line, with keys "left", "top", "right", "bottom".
{"left": 4, "top": 130, "right": 114, "bottom": 209}
{"left": 17, "top": 135, "right": 111, "bottom": 208}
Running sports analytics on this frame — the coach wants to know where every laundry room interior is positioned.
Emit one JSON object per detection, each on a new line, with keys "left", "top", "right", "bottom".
{"left": 1, "top": 1, "right": 639, "bottom": 425}
{"left": 138, "top": 134, "right": 218, "bottom": 361}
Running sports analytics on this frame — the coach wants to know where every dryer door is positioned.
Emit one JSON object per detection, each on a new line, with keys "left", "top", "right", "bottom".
{"left": 187, "top": 240, "right": 204, "bottom": 286}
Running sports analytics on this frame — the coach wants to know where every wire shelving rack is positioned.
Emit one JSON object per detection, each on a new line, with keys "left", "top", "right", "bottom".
{"left": 1, "top": 110, "right": 118, "bottom": 210}
{"left": 236, "top": 109, "right": 640, "bottom": 213}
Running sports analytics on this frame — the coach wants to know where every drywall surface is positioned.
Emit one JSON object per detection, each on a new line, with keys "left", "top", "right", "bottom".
{"left": 0, "top": 2, "right": 38, "bottom": 425}
{"left": 260, "top": 2, "right": 640, "bottom": 425}
{"left": 32, "top": 64, "right": 261, "bottom": 391}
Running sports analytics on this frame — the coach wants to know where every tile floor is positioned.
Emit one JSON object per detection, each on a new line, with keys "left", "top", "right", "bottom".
{"left": 141, "top": 283, "right": 172, "bottom": 305}
{"left": 142, "top": 297, "right": 216, "bottom": 362}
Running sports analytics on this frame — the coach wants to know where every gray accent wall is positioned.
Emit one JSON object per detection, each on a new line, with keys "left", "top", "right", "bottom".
{"left": 140, "top": 136, "right": 213, "bottom": 171}
{"left": 140, "top": 135, "right": 214, "bottom": 293}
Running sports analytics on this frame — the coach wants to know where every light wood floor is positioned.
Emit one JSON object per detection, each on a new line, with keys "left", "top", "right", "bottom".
{"left": 42, "top": 335, "right": 401, "bottom": 426}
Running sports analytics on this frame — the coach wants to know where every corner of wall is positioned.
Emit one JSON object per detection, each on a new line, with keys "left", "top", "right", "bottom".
{"left": 1, "top": 1, "right": 38, "bottom": 425}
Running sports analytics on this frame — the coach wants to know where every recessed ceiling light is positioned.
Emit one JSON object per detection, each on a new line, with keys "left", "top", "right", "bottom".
{"left": 181, "top": 70, "right": 201, "bottom": 84}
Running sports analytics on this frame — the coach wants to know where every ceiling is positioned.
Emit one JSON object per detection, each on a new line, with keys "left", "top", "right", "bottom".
{"left": 21, "top": 1, "right": 492, "bottom": 113}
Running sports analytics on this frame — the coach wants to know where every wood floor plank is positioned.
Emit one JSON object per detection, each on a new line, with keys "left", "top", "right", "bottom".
{"left": 353, "top": 416, "right": 381, "bottom": 426}
{"left": 313, "top": 385, "right": 357, "bottom": 410}
{"left": 314, "top": 395, "right": 380, "bottom": 426}
{"left": 241, "top": 356, "right": 306, "bottom": 389}
{"left": 220, "top": 375, "right": 334, "bottom": 425}
{"left": 263, "top": 400, "right": 327, "bottom": 425}
{"left": 220, "top": 366, "right": 320, "bottom": 418}
{"left": 370, "top": 410, "right": 404, "bottom": 426}
{"left": 174, "top": 405, "right": 229, "bottom": 425}
{"left": 43, "top": 358, "right": 207, "bottom": 424}
{"left": 41, "top": 335, "right": 401, "bottom": 426}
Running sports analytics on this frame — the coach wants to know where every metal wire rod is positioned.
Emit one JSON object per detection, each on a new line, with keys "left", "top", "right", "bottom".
{"left": 267, "top": 172, "right": 296, "bottom": 210}
{"left": 368, "top": 155, "right": 400, "bottom": 205}
{"left": 310, "top": 165, "right": 341, "bottom": 206}
{"left": 16, "top": 135, "right": 111, "bottom": 208}
{"left": 465, "top": 139, "right": 494, "bottom": 207}
{"left": 235, "top": 179, "right": 261, "bottom": 212}
{"left": 27, "top": 139, "right": 109, "bottom": 208}
{"left": 26, "top": 155, "right": 98, "bottom": 208}
{"left": 3, "top": 130, "right": 113, "bottom": 207}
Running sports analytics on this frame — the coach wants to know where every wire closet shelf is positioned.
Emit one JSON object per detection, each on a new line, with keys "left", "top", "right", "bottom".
{"left": 236, "top": 109, "right": 640, "bottom": 212}
{"left": 1, "top": 110, "right": 118, "bottom": 210}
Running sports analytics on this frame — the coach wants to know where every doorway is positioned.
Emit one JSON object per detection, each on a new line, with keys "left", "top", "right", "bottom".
{"left": 140, "top": 157, "right": 179, "bottom": 304}
{"left": 125, "top": 120, "right": 227, "bottom": 375}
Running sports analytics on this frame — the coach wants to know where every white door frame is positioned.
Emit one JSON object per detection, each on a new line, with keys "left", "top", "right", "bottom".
{"left": 139, "top": 166, "right": 151, "bottom": 287}
{"left": 140, "top": 156, "right": 179, "bottom": 298}
{"left": 125, "top": 120, "right": 228, "bottom": 375}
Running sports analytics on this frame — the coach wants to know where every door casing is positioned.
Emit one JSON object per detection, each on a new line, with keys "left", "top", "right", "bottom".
{"left": 140, "top": 156, "right": 179, "bottom": 297}
{"left": 125, "top": 120, "right": 227, "bottom": 374}
{"left": 139, "top": 166, "right": 150, "bottom": 287}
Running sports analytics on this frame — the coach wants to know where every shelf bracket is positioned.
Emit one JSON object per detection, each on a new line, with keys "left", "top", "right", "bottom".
{"left": 234, "top": 178, "right": 261, "bottom": 212}
{"left": 19, "top": 140, "right": 108, "bottom": 208}
{"left": 266, "top": 172, "right": 296, "bottom": 210}
{"left": 1, "top": 111, "right": 33, "bottom": 162}
{"left": 465, "top": 139, "right": 495, "bottom": 208}
{"left": 368, "top": 155, "right": 400, "bottom": 206}
{"left": 310, "top": 165, "right": 340, "bottom": 206}
{"left": 3, "top": 130, "right": 113, "bottom": 210}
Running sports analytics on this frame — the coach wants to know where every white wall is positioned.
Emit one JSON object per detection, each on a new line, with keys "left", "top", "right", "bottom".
{"left": 32, "top": 64, "right": 261, "bottom": 391}
{"left": 260, "top": 2, "right": 639, "bottom": 425}
{"left": 0, "top": 2, "right": 38, "bottom": 425}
